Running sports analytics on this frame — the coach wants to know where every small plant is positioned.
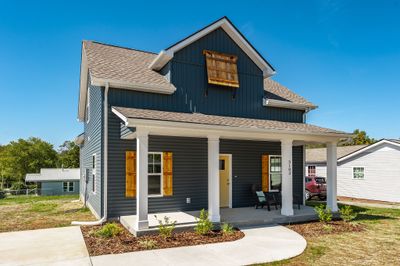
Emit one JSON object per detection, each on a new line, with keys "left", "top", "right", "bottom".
{"left": 322, "top": 224, "right": 333, "bottom": 232}
{"left": 155, "top": 215, "right": 176, "bottom": 239}
{"left": 138, "top": 239, "right": 157, "bottom": 250}
{"left": 314, "top": 204, "right": 332, "bottom": 223}
{"left": 221, "top": 223, "right": 234, "bottom": 235}
{"left": 95, "top": 223, "right": 123, "bottom": 238}
{"left": 340, "top": 205, "right": 357, "bottom": 222}
{"left": 194, "top": 209, "right": 213, "bottom": 235}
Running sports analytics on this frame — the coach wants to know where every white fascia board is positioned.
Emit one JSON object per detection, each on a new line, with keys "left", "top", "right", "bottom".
{"left": 125, "top": 118, "right": 349, "bottom": 142}
{"left": 149, "top": 18, "right": 275, "bottom": 77}
{"left": 91, "top": 77, "right": 176, "bottom": 95}
{"left": 78, "top": 45, "right": 89, "bottom": 122}
{"left": 338, "top": 139, "right": 400, "bottom": 163}
{"left": 111, "top": 107, "right": 129, "bottom": 125}
{"left": 263, "top": 98, "right": 317, "bottom": 111}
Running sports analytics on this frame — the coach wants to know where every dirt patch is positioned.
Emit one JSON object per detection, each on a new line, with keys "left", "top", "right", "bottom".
{"left": 81, "top": 223, "right": 244, "bottom": 256}
{"left": 286, "top": 220, "right": 365, "bottom": 238}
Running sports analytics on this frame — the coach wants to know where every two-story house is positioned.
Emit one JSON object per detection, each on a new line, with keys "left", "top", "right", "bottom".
{"left": 76, "top": 17, "right": 349, "bottom": 233}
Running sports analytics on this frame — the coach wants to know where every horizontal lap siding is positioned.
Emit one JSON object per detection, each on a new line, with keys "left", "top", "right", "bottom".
{"left": 80, "top": 84, "right": 103, "bottom": 217}
{"left": 220, "top": 139, "right": 281, "bottom": 207}
{"left": 107, "top": 114, "right": 208, "bottom": 217}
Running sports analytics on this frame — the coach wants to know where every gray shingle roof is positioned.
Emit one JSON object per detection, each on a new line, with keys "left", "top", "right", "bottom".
{"left": 25, "top": 168, "right": 80, "bottom": 182}
{"left": 83, "top": 41, "right": 315, "bottom": 106}
{"left": 306, "top": 145, "right": 367, "bottom": 163}
{"left": 114, "top": 106, "right": 348, "bottom": 136}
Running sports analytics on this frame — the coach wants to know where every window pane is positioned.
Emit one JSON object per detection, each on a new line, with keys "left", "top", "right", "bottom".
{"left": 92, "top": 156, "right": 95, "bottom": 168}
{"left": 69, "top": 182, "right": 74, "bottom": 192}
{"left": 148, "top": 164, "right": 154, "bottom": 173}
{"left": 148, "top": 153, "right": 154, "bottom": 162}
{"left": 219, "top": 159, "right": 225, "bottom": 170}
{"left": 154, "top": 154, "right": 161, "bottom": 163}
{"left": 270, "top": 173, "right": 281, "bottom": 191}
{"left": 63, "top": 182, "right": 67, "bottom": 192}
{"left": 148, "top": 175, "right": 161, "bottom": 195}
{"left": 154, "top": 164, "right": 161, "bottom": 174}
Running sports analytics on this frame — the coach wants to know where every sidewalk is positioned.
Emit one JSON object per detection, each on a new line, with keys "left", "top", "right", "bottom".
{"left": 91, "top": 225, "right": 307, "bottom": 266}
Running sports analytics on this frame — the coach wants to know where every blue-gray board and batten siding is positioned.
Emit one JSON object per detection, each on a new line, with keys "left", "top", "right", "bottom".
{"left": 40, "top": 181, "right": 80, "bottom": 196}
{"left": 108, "top": 28, "right": 304, "bottom": 123}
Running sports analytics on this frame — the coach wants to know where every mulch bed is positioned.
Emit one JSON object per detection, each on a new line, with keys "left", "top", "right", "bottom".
{"left": 286, "top": 220, "right": 365, "bottom": 238}
{"left": 81, "top": 223, "right": 244, "bottom": 256}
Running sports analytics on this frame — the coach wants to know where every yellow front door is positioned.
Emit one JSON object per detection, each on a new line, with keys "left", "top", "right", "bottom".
{"left": 219, "top": 155, "right": 230, "bottom": 207}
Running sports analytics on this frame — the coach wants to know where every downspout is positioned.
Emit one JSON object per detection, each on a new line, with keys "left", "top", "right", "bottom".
{"left": 72, "top": 82, "right": 109, "bottom": 225}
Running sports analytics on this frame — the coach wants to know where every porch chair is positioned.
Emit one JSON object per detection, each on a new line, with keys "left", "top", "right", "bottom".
{"left": 264, "top": 192, "right": 280, "bottom": 211}
{"left": 255, "top": 191, "right": 267, "bottom": 209}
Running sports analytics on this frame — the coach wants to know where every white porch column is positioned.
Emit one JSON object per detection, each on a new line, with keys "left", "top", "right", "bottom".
{"left": 136, "top": 129, "right": 149, "bottom": 230}
{"left": 281, "top": 139, "right": 294, "bottom": 216}
{"left": 208, "top": 135, "right": 220, "bottom": 222}
{"left": 326, "top": 141, "right": 338, "bottom": 212}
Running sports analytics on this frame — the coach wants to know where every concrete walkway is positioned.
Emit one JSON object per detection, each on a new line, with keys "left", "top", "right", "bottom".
{"left": 91, "top": 225, "right": 307, "bottom": 266}
{"left": 339, "top": 200, "right": 400, "bottom": 209}
{"left": 0, "top": 227, "right": 90, "bottom": 266}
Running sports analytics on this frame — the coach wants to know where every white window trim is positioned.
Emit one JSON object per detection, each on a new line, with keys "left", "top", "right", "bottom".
{"left": 63, "top": 181, "right": 74, "bottom": 192}
{"left": 307, "top": 165, "right": 316, "bottom": 176}
{"left": 86, "top": 86, "right": 90, "bottom": 124}
{"left": 148, "top": 152, "right": 163, "bottom": 197}
{"left": 352, "top": 166, "right": 365, "bottom": 180}
{"left": 92, "top": 153, "right": 96, "bottom": 194}
{"left": 269, "top": 155, "right": 282, "bottom": 192}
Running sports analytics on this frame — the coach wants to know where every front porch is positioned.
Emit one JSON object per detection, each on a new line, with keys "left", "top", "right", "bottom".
{"left": 120, "top": 205, "right": 317, "bottom": 236}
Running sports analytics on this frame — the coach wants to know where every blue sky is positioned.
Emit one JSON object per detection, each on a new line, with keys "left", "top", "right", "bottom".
{"left": 1, "top": 0, "right": 399, "bottom": 146}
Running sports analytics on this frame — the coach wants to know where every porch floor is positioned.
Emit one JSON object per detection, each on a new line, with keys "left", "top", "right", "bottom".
{"left": 120, "top": 205, "right": 317, "bottom": 236}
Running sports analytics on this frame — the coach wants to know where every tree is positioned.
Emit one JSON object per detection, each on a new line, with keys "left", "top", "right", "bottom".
{"left": 58, "top": 141, "right": 80, "bottom": 168}
{"left": 0, "top": 137, "right": 58, "bottom": 184}
{"left": 340, "top": 129, "right": 377, "bottom": 146}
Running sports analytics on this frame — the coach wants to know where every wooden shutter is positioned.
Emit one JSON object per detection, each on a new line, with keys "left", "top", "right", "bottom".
{"left": 261, "top": 154, "right": 269, "bottom": 192}
{"left": 203, "top": 50, "right": 239, "bottom": 88}
{"left": 126, "top": 151, "right": 136, "bottom": 198}
{"left": 163, "top": 151, "right": 173, "bottom": 196}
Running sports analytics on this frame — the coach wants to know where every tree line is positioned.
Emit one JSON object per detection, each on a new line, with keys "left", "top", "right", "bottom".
{"left": 0, "top": 137, "right": 79, "bottom": 189}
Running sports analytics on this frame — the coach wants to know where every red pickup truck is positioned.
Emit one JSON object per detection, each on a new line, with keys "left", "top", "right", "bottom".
{"left": 305, "top": 176, "right": 327, "bottom": 200}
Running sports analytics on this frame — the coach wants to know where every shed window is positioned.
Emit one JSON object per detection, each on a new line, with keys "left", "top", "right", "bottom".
{"left": 148, "top": 152, "right": 163, "bottom": 196}
{"left": 308, "top": 165, "right": 316, "bottom": 176}
{"left": 63, "top": 182, "right": 74, "bottom": 192}
{"left": 203, "top": 50, "right": 239, "bottom": 88}
{"left": 353, "top": 167, "right": 365, "bottom": 179}
{"left": 92, "top": 154, "right": 96, "bottom": 193}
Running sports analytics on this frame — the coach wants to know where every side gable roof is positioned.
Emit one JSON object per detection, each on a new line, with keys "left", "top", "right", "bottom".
{"left": 149, "top": 16, "right": 275, "bottom": 78}
{"left": 306, "top": 139, "right": 400, "bottom": 164}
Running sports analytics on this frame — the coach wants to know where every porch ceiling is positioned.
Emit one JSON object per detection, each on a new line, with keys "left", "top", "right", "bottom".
{"left": 112, "top": 106, "right": 351, "bottom": 143}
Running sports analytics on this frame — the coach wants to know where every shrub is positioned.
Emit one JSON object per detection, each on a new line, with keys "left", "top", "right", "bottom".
{"left": 0, "top": 190, "right": 6, "bottom": 199}
{"left": 95, "top": 223, "right": 123, "bottom": 238}
{"left": 195, "top": 209, "right": 213, "bottom": 235}
{"left": 322, "top": 224, "right": 333, "bottom": 232}
{"left": 221, "top": 223, "right": 234, "bottom": 235}
{"left": 340, "top": 205, "right": 357, "bottom": 222}
{"left": 138, "top": 239, "right": 157, "bottom": 250}
{"left": 10, "top": 182, "right": 26, "bottom": 191}
{"left": 155, "top": 215, "right": 176, "bottom": 239}
{"left": 314, "top": 205, "right": 332, "bottom": 223}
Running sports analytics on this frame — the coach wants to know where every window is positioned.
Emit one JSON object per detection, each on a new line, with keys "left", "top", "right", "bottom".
{"left": 92, "top": 154, "right": 96, "bottom": 193}
{"left": 269, "top": 156, "right": 282, "bottom": 191}
{"left": 308, "top": 165, "right": 316, "bottom": 176}
{"left": 63, "top": 182, "right": 74, "bottom": 192}
{"left": 86, "top": 86, "right": 90, "bottom": 123}
{"left": 203, "top": 50, "right": 239, "bottom": 88}
{"left": 353, "top": 167, "right": 365, "bottom": 179}
{"left": 219, "top": 159, "right": 225, "bottom": 170}
{"left": 148, "top": 152, "right": 162, "bottom": 196}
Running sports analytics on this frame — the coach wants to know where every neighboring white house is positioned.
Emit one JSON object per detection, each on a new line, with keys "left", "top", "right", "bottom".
{"left": 25, "top": 168, "right": 80, "bottom": 196}
{"left": 306, "top": 139, "right": 400, "bottom": 203}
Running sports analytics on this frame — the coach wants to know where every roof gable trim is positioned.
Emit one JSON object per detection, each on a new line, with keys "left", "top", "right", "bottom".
{"left": 149, "top": 17, "right": 275, "bottom": 78}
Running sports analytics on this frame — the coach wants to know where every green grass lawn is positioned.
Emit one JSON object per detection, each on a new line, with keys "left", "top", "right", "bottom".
{"left": 261, "top": 202, "right": 400, "bottom": 266}
{"left": 0, "top": 195, "right": 95, "bottom": 232}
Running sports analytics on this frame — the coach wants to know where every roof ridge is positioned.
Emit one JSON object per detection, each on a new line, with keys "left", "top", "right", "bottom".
{"left": 85, "top": 40, "right": 158, "bottom": 55}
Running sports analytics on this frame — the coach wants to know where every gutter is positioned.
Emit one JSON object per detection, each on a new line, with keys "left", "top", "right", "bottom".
{"left": 72, "top": 82, "right": 109, "bottom": 226}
